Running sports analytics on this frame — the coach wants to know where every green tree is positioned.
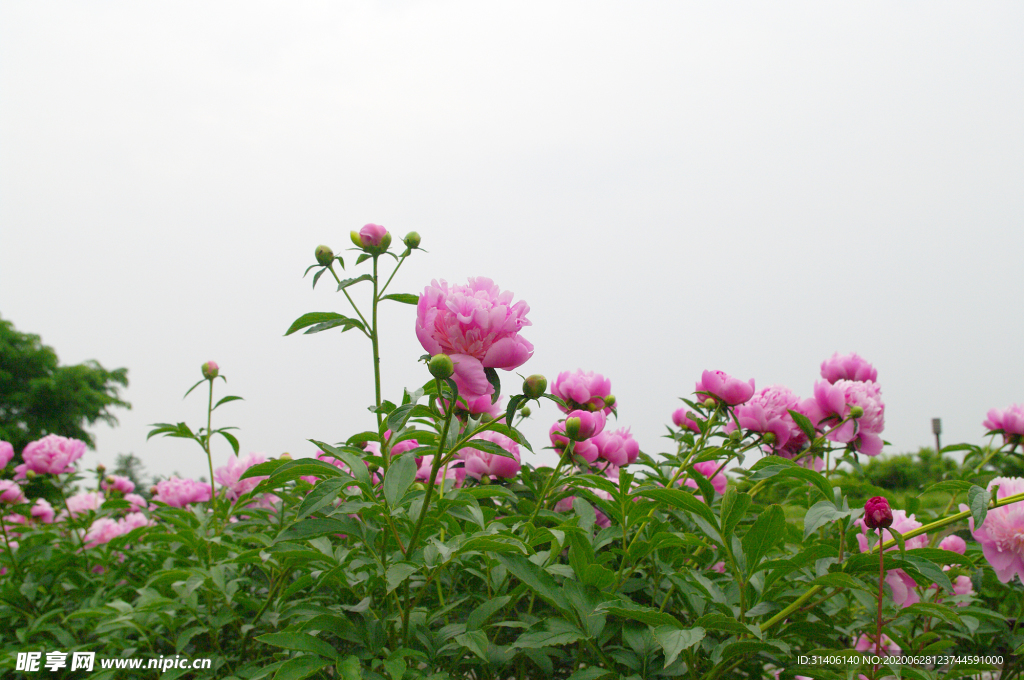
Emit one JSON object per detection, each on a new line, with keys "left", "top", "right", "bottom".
{"left": 0, "top": 315, "right": 130, "bottom": 454}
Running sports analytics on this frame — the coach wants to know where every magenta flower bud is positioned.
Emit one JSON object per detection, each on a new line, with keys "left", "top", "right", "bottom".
{"left": 359, "top": 223, "right": 388, "bottom": 248}
{"left": 523, "top": 374, "right": 547, "bottom": 399}
{"left": 315, "top": 245, "right": 334, "bottom": 266}
{"left": 863, "top": 496, "right": 893, "bottom": 530}
{"left": 695, "top": 370, "right": 755, "bottom": 406}
{"left": 202, "top": 361, "right": 219, "bottom": 380}
{"left": 428, "top": 354, "right": 455, "bottom": 380}
{"left": 404, "top": 231, "right": 421, "bottom": 249}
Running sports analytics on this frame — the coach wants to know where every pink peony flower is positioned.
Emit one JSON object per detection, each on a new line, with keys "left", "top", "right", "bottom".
{"left": 359, "top": 223, "right": 388, "bottom": 247}
{"left": 119, "top": 511, "right": 154, "bottom": 534}
{"left": 854, "top": 633, "right": 901, "bottom": 655}
{"left": 683, "top": 461, "right": 728, "bottom": 497}
{"left": 101, "top": 475, "right": 136, "bottom": 495}
{"left": 384, "top": 429, "right": 423, "bottom": 462}
{"left": 62, "top": 491, "right": 104, "bottom": 519}
{"left": 153, "top": 478, "right": 212, "bottom": 508}
{"left": 549, "top": 423, "right": 601, "bottom": 463}
{"left": 31, "top": 498, "right": 55, "bottom": 524}
{"left": 939, "top": 535, "right": 967, "bottom": 554}
{"left": 695, "top": 370, "right": 755, "bottom": 406}
{"left": 461, "top": 430, "right": 521, "bottom": 480}
{"left": 415, "top": 278, "right": 533, "bottom": 400}
{"left": 85, "top": 518, "right": 123, "bottom": 547}
{"left": 551, "top": 370, "right": 614, "bottom": 414}
{"left": 671, "top": 408, "right": 700, "bottom": 433}
{"left": 820, "top": 352, "right": 878, "bottom": 384}
{"left": 0, "top": 481, "right": 26, "bottom": 505}
{"left": 456, "top": 394, "right": 505, "bottom": 420}
{"left": 554, "top": 488, "right": 613, "bottom": 528}
{"left": 415, "top": 456, "right": 466, "bottom": 488}
{"left": 124, "top": 494, "right": 148, "bottom": 512}
{"left": 560, "top": 410, "right": 607, "bottom": 442}
{"left": 590, "top": 428, "right": 640, "bottom": 467}
{"left": 967, "top": 477, "right": 1024, "bottom": 583}
{"left": 983, "top": 404, "right": 1024, "bottom": 445}
{"left": 802, "top": 380, "right": 885, "bottom": 456}
{"left": 214, "top": 453, "right": 268, "bottom": 502}
{"left": 15, "top": 434, "right": 86, "bottom": 478}
{"left": 0, "top": 441, "right": 13, "bottom": 468}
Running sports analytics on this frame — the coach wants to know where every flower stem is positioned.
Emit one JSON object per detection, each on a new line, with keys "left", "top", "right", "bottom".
{"left": 406, "top": 384, "right": 455, "bottom": 555}
{"left": 876, "top": 526, "right": 885, "bottom": 657}
{"left": 371, "top": 256, "right": 385, "bottom": 470}
{"left": 205, "top": 379, "right": 217, "bottom": 512}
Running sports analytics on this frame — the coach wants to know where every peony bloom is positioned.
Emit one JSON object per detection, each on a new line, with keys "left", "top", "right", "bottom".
{"left": 671, "top": 408, "right": 701, "bottom": 433}
{"left": 983, "top": 404, "right": 1024, "bottom": 445}
{"left": 101, "top": 475, "right": 136, "bottom": 495}
{"left": 457, "top": 394, "right": 505, "bottom": 421}
{"left": 695, "top": 370, "right": 755, "bottom": 406}
{"left": 967, "top": 476, "right": 1024, "bottom": 583}
{"left": 153, "top": 478, "right": 212, "bottom": 508}
{"left": 683, "top": 461, "right": 728, "bottom": 497}
{"left": 15, "top": 434, "right": 86, "bottom": 478}
{"left": 0, "top": 441, "right": 13, "bottom": 468}
{"left": 590, "top": 428, "right": 640, "bottom": 467}
{"left": 415, "top": 456, "right": 466, "bottom": 488}
{"left": 820, "top": 352, "right": 878, "bottom": 384}
{"left": 854, "top": 633, "right": 901, "bottom": 655}
{"left": 939, "top": 535, "right": 967, "bottom": 554}
{"left": 802, "top": 380, "right": 885, "bottom": 456}
{"left": 384, "top": 429, "right": 421, "bottom": 460}
{"left": 62, "top": 491, "right": 104, "bottom": 519}
{"left": 31, "top": 498, "right": 55, "bottom": 524}
{"left": 119, "top": 511, "right": 154, "bottom": 534}
{"left": 215, "top": 453, "right": 268, "bottom": 502}
{"left": 415, "top": 278, "right": 533, "bottom": 400}
{"left": 0, "top": 481, "right": 26, "bottom": 505}
{"left": 551, "top": 370, "right": 614, "bottom": 414}
{"left": 461, "top": 430, "right": 521, "bottom": 480}
{"left": 863, "top": 496, "right": 893, "bottom": 530}
{"left": 124, "top": 494, "right": 149, "bottom": 512}
{"left": 709, "top": 561, "right": 726, "bottom": 574}
{"left": 856, "top": 509, "right": 926, "bottom": 608}
{"left": 85, "top": 518, "right": 123, "bottom": 548}
{"left": 359, "top": 223, "right": 388, "bottom": 247}
{"left": 554, "top": 488, "right": 613, "bottom": 528}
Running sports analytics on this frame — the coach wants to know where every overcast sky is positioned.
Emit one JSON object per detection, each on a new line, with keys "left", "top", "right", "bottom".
{"left": 2, "top": 2, "right": 1022, "bottom": 483}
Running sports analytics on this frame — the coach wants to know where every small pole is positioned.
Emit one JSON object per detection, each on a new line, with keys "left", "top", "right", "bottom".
{"left": 932, "top": 418, "right": 942, "bottom": 454}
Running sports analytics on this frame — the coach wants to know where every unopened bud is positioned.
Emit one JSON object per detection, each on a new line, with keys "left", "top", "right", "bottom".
{"left": 279, "top": 452, "right": 292, "bottom": 461}
{"left": 315, "top": 245, "right": 334, "bottom": 266}
{"left": 604, "top": 395, "right": 616, "bottom": 408}
{"left": 25, "top": 469, "right": 37, "bottom": 481}
{"left": 379, "top": 232, "right": 392, "bottom": 250}
{"left": 428, "top": 354, "right": 455, "bottom": 380}
{"left": 105, "top": 476, "right": 116, "bottom": 485}
{"left": 479, "top": 413, "right": 493, "bottom": 423}
{"left": 479, "top": 475, "right": 491, "bottom": 485}
{"left": 404, "top": 231, "right": 421, "bottom": 249}
{"left": 96, "top": 463, "right": 106, "bottom": 474}
{"left": 350, "top": 231, "right": 364, "bottom": 248}
{"left": 703, "top": 398, "right": 717, "bottom": 409}
{"left": 149, "top": 485, "right": 159, "bottom": 495}
{"left": 202, "top": 361, "right": 219, "bottom": 380}
{"left": 849, "top": 405, "right": 864, "bottom": 418}
{"left": 411, "top": 482, "right": 426, "bottom": 491}
{"left": 762, "top": 432, "right": 776, "bottom": 445}
{"left": 864, "top": 496, "right": 893, "bottom": 530}
{"left": 523, "top": 374, "right": 547, "bottom": 399}
{"left": 520, "top": 405, "right": 531, "bottom": 417}
{"left": 564, "top": 417, "right": 582, "bottom": 441}
{"left": 729, "top": 429, "right": 743, "bottom": 442}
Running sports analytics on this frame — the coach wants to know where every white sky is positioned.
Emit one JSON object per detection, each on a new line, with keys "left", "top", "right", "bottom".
{"left": 2, "top": 2, "right": 1022, "bottom": 483}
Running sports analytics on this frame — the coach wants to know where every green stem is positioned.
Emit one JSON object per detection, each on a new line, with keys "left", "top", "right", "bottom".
{"left": 206, "top": 379, "right": 218, "bottom": 512}
{"left": 377, "top": 253, "right": 408, "bottom": 297}
{"left": 406, "top": 386, "right": 456, "bottom": 556}
{"left": 0, "top": 513, "right": 24, "bottom": 580}
{"left": 526, "top": 440, "right": 575, "bottom": 526}
{"left": 326, "top": 267, "right": 372, "bottom": 338}
{"left": 371, "top": 256, "right": 385, "bottom": 470}
{"left": 876, "top": 526, "right": 884, "bottom": 656}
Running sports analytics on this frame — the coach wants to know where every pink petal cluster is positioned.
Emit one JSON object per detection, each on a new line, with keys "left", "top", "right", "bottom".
{"left": 415, "top": 456, "right": 466, "bottom": 488}
{"left": 590, "top": 428, "right": 640, "bottom": 467}
{"left": 0, "top": 480, "right": 26, "bottom": 505}
{"left": 124, "top": 494, "right": 149, "bottom": 512}
{"left": 415, "top": 278, "right": 533, "bottom": 400}
{"left": 461, "top": 430, "right": 521, "bottom": 480}
{"left": 671, "top": 408, "right": 700, "bottom": 433}
{"left": 695, "top": 370, "right": 755, "bottom": 406}
{"left": 384, "top": 429, "right": 422, "bottom": 462}
{"left": 725, "top": 385, "right": 808, "bottom": 454}
{"left": 967, "top": 476, "right": 1024, "bottom": 583}
{"left": 62, "top": 491, "right": 104, "bottom": 519}
{"left": 31, "top": 498, "right": 55, "bottom": 523}
{"left": 359, "top": 223, "right": 388, "bottom": 247}
{"left": 0, "top": 441, "right": 13, "bottom": 468}
{"left": 101, "top": 475, "right": 136, "bottom": 495}
{"left": 803, "top": 380, "right": 885, "bottom": 456}
{"left": 550, "top": 423, "right": 601, "bottom": 463}
{"left": 682, "top": 461, "right": 728, "bottom": 497}
{"left": 983, "top": 404, "right": 1024, "bottom": 444}
{"left": 820, "top": 352, "right": 878, "bottom": 384}
{"left": 933, "top": 535, "right": 974, "bottom": 605}
{"left": 153, "top": 478, "right": 212, "bottom": 508}
{"left": 456, "top": 394, "right": 505, "bottom": 420}
{"left": 856, "top": 509, "right": 926, "bottom": 608}
{"left": 854, "top": 633, "right": 900, "bottom": 655}
{"left": 552, "top": 370, "right": 614, "bottom": 414}
{"left": 554, "top": 488, "right": 613, "bottom": 528}
{"left": 15, "top": 434, "right": 86, "bottom": 478}
{"left": 215, "top": 453, "right": 268, "bottom": 502}
{"left": 85, "top": 512, "right": 154, "bottom": 548}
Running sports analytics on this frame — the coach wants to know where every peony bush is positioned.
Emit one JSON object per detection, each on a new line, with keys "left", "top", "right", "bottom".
{"left": 2, "top": 227, "right": 1024, "bottom": 679}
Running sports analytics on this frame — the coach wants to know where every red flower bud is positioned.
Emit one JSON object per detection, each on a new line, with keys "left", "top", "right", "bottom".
{"left": 864, "top": 496, "right": 893, "bottom": 530}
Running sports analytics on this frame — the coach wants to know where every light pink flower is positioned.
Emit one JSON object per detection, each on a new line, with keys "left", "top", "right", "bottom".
{"left": 802, "top": 380, "right": 885, "bottom": 456}
{"left": 215, "top": 453, "right": 268, "bottom": 502}
{"left": 31, "top": 498, "right": 55, "bottom": 524}
{"left": 695, "top": 370, "right": 755, "bottom": 406}
{"left": 671, "top": 408, "right": 700, "bottom": 433}
{"left": 124, "top": 494, "right": 148, "bottom": 512}
{"left": 967, "top": 476, "right": 1024, "bottom": 583}
{"left": 62, "top": 491, "right": 104, "bottom": 519}
{"left": 101, "top": 475, "right": 136, "bottom": 495}
{"left": 709, "top": 561, "right": 726, "bottom": 574}
{"left": 554, "top": 488, "right": 613, "bottom": 528}
{"left": 856, "top": 509, "right": 925, "bottom": 608}
{"left": 462, "top": 430, "right": 521, "bottom": 480}
{"left": 683, "top": 461, "right": 728, "bottom": 497}
{"left": 359, "top": 223, "right": 388, "bottom": 247}
{"left": 384, "top": 430, "right": 423, "bottom": 464}
{"left": 983, "top": 404, "right": 1024, "bottom": 444}
{"left": 15, "top": 434, "right": 86, "bottom": 477}
{"left": 456, "top": 394, "right": 505, "bottom": 420}
{"left": 119, "top": 511, "right": 155, "bottom": 534}
{"left": 854, "top": 633, "right": 901, "bottom": 655}
{"left": 0, "top": 481, "right": 26, "bottom": 505}
{"left": 939, "top": 535, "right": 967, "bottom": 554}
{"left": 85, "top": 518, "right": 123, "bottom": 547}
{"left": 729, "top": 385, "right": 811, "bottom": 454}
{"left": 0, "top": 441, "right": 13, "bottom": 468}
{"left": 820, "top": 352, "right": 878, "bottom": 384}
{"left": 153, "top": 478, "right": 212, "bottom": 508}
{"left": 590, "top": 428, "right": 639, "bottom": 467}
{"left": 415, "top": 278, "right": 533, "bottom": 400}
{"left": 552, "top": 370, "right": 614, "bottom": 414}
{"left": 415, "top": 456, "right": 466, "bottom": 488}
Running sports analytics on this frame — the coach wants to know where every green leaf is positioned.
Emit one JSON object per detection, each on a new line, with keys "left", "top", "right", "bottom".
{"left": 968, "top": 485, "right": 990, "bottom": 528}
{"left": 512, "top": 619, "right": 585, "bottom": 648}
{"left": 505, "top": 394, "right": 525, "bottom": 427}
{"left": 923, "top": 480, "right": 974, "bottom": 496}
{"left": 694, "top": 613, "right": 752, "bottom": 636}
{"left": 888, "top": 527, "right": 907, "bottom": 558}
{"left": 807, "top": 573, "right": 872, "bottom": 592}
{"left": 720, "top": 489, "right": 751, "bottom": 538}
{"left": 311, "top": 267, "right": 326, "bottom": 289}
{"left": 787, "top": 409, "right": 817, "bottom": 439}
{"left": 566, "top": 669, "right": 615, "bottom": 680}
{"left": 285, "top": 312, "right": 356, "bottom": 336}
{"left": 240, "top": 459, "right": 289, "bottom": 479}
{"left": 214, "top": 395, "right": 244, "bottom": 410}
{"left": 467, "top": 596, "right": 512, "bottom": 630}
{"left": 454, "top": 630, "right": 489, "bottom": 661}
{"left": 381, "top": 293, "right": 419, "bottom": 305}
{"left": 218, "top": 430, "right": 240, "bottom": 455}
{"left": 746, "top": 462, "right": 832, "bottom": 502}
{"left": 656, "top": 626, "right": 705, "bottom": 668}
{"left": 304, "top": 316, "right": 366, "bottom": 335}
{"left": 278, "top": 518, "right": 356, "bottom": 542}
{"left": 310, "top": 440, "right": 369, "bottom": 485}
{"left": 495, "top": 554, "right": 571, "bottom": 615}
{"left": 183, "top": 379, "right": 206, "bottom": 398}
{"left": 901, "top": 602, "right": 962, "bottom": 627}
{"left": 387, "top": 404, "right": 417, "bottom": 433}
{"left": 270, "top": 656, "right": 334, "bottom": 680}
{"left": 337, "top": 273, "right": 373, "bottom": 291}
{"left": 336, "top": 657, "right": 360, "bottom": 680}
{"left": 460, "top": 438, "right": 516, "bottom": 459}
{"left": 484, "top": 367, "right": 501, "bottom": 404}
{"left": 384, "top": 454, "right": 417, "bottom": 508}
{"left": 637, "top": 487, "right": 720, "bottom": 530}
{"left": 604, "top": 605, "right": 684, "bottom": 629}
{"left": 803, "top": 500, "right": 854, "bottom": 539}
{"left": 257, "top": 632, "right": 340, "bottom": 660}
{"left": 386, "top": 563, "right": 418, "bottom": 592}
{"left": 741, "top": 504, "right": 785, "bottom": 571}
{"left": 297, "top": 478, "right": 346, "bottom": 519}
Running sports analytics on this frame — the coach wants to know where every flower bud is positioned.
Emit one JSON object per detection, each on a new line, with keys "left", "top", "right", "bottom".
{"left": 202, "top": 361, "right": 219, "bottom": 380}
{"left": 849, "top": 405, "right": 865, "bottom": 418}
{"left": 564, "top": 417, "right": 582, "bottom": 441}
{"left": 149, "top": 485, "right": 159, "bottom": 496}
{"left": 479, "top": 413, "right": 493, "bottom": 423}
{"left": 604, "top": 395, "right": 616, "bottom": 408}
{"left": 761, "top": 431, "right": 776, "bottom": 445}
{"left": 404, "top": 231, "right": 421, "bottom": 249}
{"left": 520, "top": 405, "right": 531, "bottom": 418}
{"left": 350, "top": 231, "right": 364, "bottom": 248}
{"left": 863, "top": 496, "right": 893, "bottom": 530}
{"left": 703, "top": 398, "right": 717, "bottom": 409}
{"left": 411, "top": 482, "right": 426, "bottom": 491}
{"left": 479, "top": 475, "right": 491, "bottom": 485}
{"left": 279, "top": 452, "right": 292, "bottom": 461}
{"left": 428, "top": 354, "right": 455, "bottom": 380}
{"left": 523, "top": 374, "right": 547, "bottom": 399}
{"left": 729, "top": 429, "right": 743, "bottom": 442}
{"left": 315, "top": 245, "right": 334, "bottom": 267}
{"left": 25, "top": 469, "right": 37, "bottom": 481}
{"left": 105, "top": 476, "right": 116, "bottom": 485}
{"left": 96, "top": 463, "right": 106, "bottom": 474}
{"left": 359, "top": 223, "right": 388, "bottom": 248}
